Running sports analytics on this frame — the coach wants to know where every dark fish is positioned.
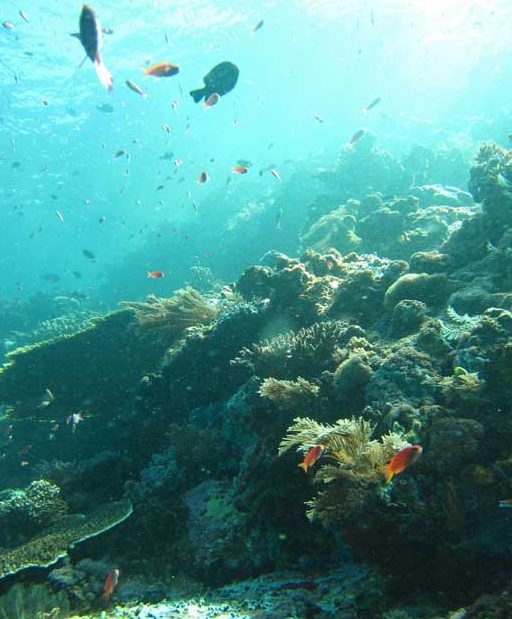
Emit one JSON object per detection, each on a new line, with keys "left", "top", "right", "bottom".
{"left": 41, "top": 273, "right": 60, "bottom": 283}
{"left": 362, "top": 96, "right": 381, "bottom": 115}
{"left": 237, "top": 159, "right": 252, "bottom": 168}
{"left": 72, "top": 271, "right": 82, "bottom": 279}
{"left": 159, "top": 151, "right": 174, "bottom": 161}
{"left": 82, "top": 248, "right": 96, "bottom": 261}
{"left": 96, "top": 103, "right": 114, "bottom": 113}
{"left": 72, "top": 5, "right": 113, "bottom": 91}
{"left": 349, "top": 129, "right": 365, "bottom": 145}
{"left": 190, "top": 61, "right": 239, "bottom": 103}
{"left": 252, "top": 19, "right": 264, "bottom": 34}
{"left": 113, "top": 149, "right": 125, "bottom": 158}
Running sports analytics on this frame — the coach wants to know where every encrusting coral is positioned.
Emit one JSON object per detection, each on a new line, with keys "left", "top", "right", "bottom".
{"left": 279, "top": 417, "right": 409, "bottom": 525}
{"left": 121, "top": 286, "right": 219, "bottom": 339}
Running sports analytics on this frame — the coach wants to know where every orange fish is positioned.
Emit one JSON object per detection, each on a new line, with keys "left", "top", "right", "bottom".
{"left": 232, "top": 165, "right": 248, "bottom": 174}
{"left": 144, "top": 62, "right": 179, "bottom": 77}
{"left": 197, "top": 171, "right": 209, "bottom": 185}
{"left": 102, "top": 568, "right": 120, "bottom": 601}
{"left": 204, "top": 92, "right": 220, "bottom": 108}
{"left": 147, "top": 271, "right": 164, "bottom": 278}
{"left": 298, "top": 444, "right": 325, "bottom": 473}
{"left": 383, "top": 445, "right": 423, "bottom": 484}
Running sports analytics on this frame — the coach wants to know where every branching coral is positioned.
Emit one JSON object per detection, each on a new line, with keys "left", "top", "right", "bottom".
{"left": 121, "top": 287, "right": 219, "bottom": 339}
{"left": 258, "top": 377, "right": 319, "bottom": 409}
{"left": 279, "top": 417, "right": 409, "bottom": 525}
{"left": 233, "top": 320, "right": 365, "bottom": 380}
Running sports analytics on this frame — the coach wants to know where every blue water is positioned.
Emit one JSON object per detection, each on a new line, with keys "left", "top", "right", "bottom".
{"left": 1, "top": 0, "right": 512, "bottom": 306}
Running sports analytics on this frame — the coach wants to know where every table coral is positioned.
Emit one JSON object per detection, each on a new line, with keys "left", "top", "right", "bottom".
{"left": 0, "top": 499, "right": 132, "bottom": 580}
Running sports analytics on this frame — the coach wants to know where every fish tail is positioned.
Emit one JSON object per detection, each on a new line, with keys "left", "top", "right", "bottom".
{"left": 381, "top": 465, "right": 394, "bottom": 484}
{"left": 298, "top": 462, "right": 308, "bottom": 473}
{"left": 190, "top": 87, "right": 206, "bottom": 103}
{"left": 94, "top": 55, "right": 113, "bottom": 91}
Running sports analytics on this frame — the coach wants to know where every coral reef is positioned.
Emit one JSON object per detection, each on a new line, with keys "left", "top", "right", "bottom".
{"left": 0, "top": 500, "right": 132, "bottom": 579}
{"left": 0, "top": 583, "right": 70, "bottom": 619}
{"left": 279, "top": 417, "right": 409, "bottom": 525}
{"left": 258, "top": 377, "right": 319, "bottom": 410}
{"left": 120, "top": 287, "right": 219, "bottom": 340}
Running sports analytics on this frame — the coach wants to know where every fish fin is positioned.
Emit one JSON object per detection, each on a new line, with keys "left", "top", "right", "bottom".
{"left": 70, "top": 32, "right": 81, "bottom": 40}
{"left": 190, "top": 87, "right": 206, "bottom": 103}
{"left": 298, "top": 462, "right": 308, "bottom": 473}
{"left": 78, "top": 55, "right": 88, "bottom": 69}
{"left": 94, "top": 56, "right": 113, "bottom": 91}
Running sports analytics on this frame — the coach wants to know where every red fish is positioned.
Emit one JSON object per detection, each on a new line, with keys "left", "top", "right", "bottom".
{"left": 197, "top": 171, "right": 209, "bottom": 184}
{"left": 147, "top": 271, "right": 164, "bottom": 278}
{"left": 232, "top": 165, "right": 248, "bottom": 174}
{"left": 383, "top": 445, "right": 423, "bottom": 484}
{"left": 102, "top": 568, "right": 119, "bottom": 601}
{"left": 204, "top": 92, "right": 220, "bottom": 108}
{"left": 144, "top": 62, "right": 179, "bottom": 77}
{"left": 298, "top": 444, "right": 325, "bottom": 473}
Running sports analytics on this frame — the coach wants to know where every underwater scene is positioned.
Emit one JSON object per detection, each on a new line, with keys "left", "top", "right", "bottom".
{"left": 3, "top": 0, "right": 512, "bottom": 617}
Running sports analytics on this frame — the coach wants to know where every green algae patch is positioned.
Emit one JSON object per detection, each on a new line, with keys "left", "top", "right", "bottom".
{"left": 0, "top": 499, "right": 132, "bottom": 580}
{"left": 0, "top": 310, "right": 168, "bottom": 419}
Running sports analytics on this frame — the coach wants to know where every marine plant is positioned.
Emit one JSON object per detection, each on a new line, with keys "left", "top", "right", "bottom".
{"left": 121, "top": 286, "right": 219, "bottom": 339}
{"left": 258, "top": 377, "right": 319, "bottom": 409}
{"left": 279, "top": 417, "right": 409, "bottom": 525}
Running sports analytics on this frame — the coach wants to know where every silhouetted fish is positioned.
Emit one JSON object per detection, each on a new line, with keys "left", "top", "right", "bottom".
{"left": 190, "top": 61, "right": 239, "bottom": 103}
{"left": 72, "top": 5, "right": 113, "bottom": 91}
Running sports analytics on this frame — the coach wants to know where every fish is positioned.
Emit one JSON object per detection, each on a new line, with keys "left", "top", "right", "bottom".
{"left": 237, "top": 159, "right": 252, "bottom": 168}
{"left": 204, "top": 92, "right": 220, "bottom": 108}
{"left": 349, "top": 129, "right": 365, "bottom": 145}
{"left": 102, "top": 568, "right": 120, "bottom": 601}
{"left": 313, "top": 113, "right": 324, "bottom": 123}
{"left": 82, "top": 248, "right": 96, "bottom": 261}
{"left": 73, "top": 5, "right": 113, "bottom": 91}
{"left": 113, "top": 149, "right": 125, "bottom": 158}
{"left": 96, "top": 103, "right": 114, "bottom": 113}
{"left": 298, "top": 444, "right": 325, "bottom": 473}
{"left": 362, "top": 97, "right": 381, "bottom": 115}
{"left": 197, "top": 171, "right": 209, "bottom": 184}
{"left": 66, "top": 412, "right": 84, "bottom": 432}
{"left": 147, "top": 271, "right": 164, "bottom": 278}
{"left": 144, "top": 62, "right": 179, "bottom": 77}
{"left": 161, "top": 124, "right": 171, "bottom": 134}
{"left": 2, "top": 21, "right": 15, "bottom": 30}
{"left": 383, "top": 445, "right": 423, "bottom": 484}
{"left": 499, "top": 499, "right": 512, "bottom": 509}
{"left": 190, "top": 61, "right": 239, "bottom": 103}
{"left": 252, "top": 19, "right": 264, "bottom": 34}
{"left": 19, "top": 10, "right": 30, "bottom": 23}
{"left": 270, "top": 168, "right": 281, "bottom": 182}
{"left": 232, "top": 165, "right": 248, "bottom": 174}
{"left": 41, "top": 273, "right": 60, "bottom": 283}
{"left": 55, "top": 209, "right": 65, "bottom": 222}
{"left": 275, "top": 207, "right": 283, "bottom": 229}
{"left": 159, "top": 151, "right": 174, "bottom": 161}
{"left": 126, "top": 80, "right": 146, "bottom": 96}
